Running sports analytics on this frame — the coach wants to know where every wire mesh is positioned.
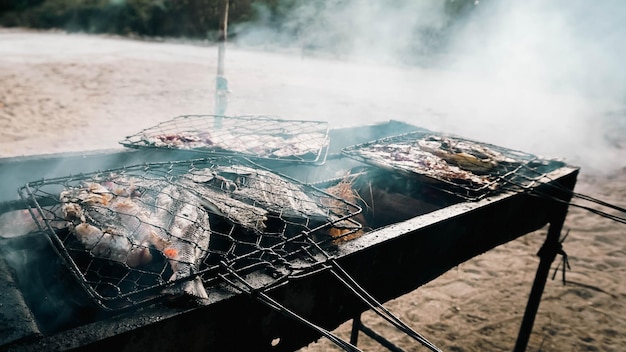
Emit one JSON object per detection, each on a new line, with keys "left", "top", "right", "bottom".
{"left": 120, "top": 115, "right": 330, "bottom": 165}
{"left": 18, "top": 157, "right": 361, "bottom": 311}
{"left": 341, "top": 131, "right": 565, "bottom": 201}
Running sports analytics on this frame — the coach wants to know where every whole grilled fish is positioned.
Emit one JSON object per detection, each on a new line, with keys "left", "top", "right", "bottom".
{"left": 60, "top": 178, "right": 212, "bottom": 300}
{"left": 180, "top": 171, "right": 269, "bottom": 231}
{"left": 60, "top": 182, "right": 159, "bottom": 267}
{"left": 188, "top": 167, "right": 326, "bottom": 216}
{"left": 182, "top": 165, "right": 355, "bottom": 233}
{"left": 153, "top": 184, "right": 212, "bottom": 299}
{"left": 211, "top": 166, "right": 341, "bottom": 224}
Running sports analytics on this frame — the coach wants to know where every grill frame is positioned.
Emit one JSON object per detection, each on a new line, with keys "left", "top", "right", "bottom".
{"left": 1, "top": 163, "right": 579, "bottom": 352}
{"left": 120, "top": 115, "right": 331, "bottom": 165}
{"left": 341, "top": 130, "right": 557, "bottom": 200}
{"left": 17, "top": 157, "right": 362, "bottom": 311}
{"left": 0, "top": 120, "right": 580, "bottom": 352}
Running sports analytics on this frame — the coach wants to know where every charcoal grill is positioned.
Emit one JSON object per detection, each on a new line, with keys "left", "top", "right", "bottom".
{"left": 17, "top": 157, "right": 361, "bottom": 312}
{"left": 0, "top": 121, "right": 579, "bottom": 351}
{"left": 120, "top": 115, "right": 330, "bottom": 165}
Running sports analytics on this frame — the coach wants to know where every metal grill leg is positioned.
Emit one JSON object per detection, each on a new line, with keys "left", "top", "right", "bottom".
{"left": 350, "top": 314, "right": 405, "bottom": 352}
{"left": 350, "top": 314, "right": 361, "bottom": 346}
{"left": 514, "top": 213, "right": 568, "bottom": 351}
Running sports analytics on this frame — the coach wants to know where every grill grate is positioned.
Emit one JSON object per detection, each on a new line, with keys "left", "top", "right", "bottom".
{"left": 19, "top": 157, "right": 361, "bottom": 311}
{"left": 120, "top": 115, "right": 330, "bottom": 165}
{"left": 342, "top": 131, "right": 564, "bottom": 201}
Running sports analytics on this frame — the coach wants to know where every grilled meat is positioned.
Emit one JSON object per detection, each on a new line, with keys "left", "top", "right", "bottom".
{"left": 141, "top": 131, "right": 327, "bottom": 159}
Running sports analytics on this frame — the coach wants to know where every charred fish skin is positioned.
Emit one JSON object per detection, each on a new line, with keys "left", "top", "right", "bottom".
{"left": 59, "top": 178, "right": 214, "bottom": 301}
{"left": 211, "top": 166, "right": 330, "bottom": 219}
{"left": 185, "top": 165, "right": 353, "bottom": 233}
{"left": 60, "top": 182, "right": 154, "bottom": 267}
{"left": 179, "top": 171, "right": 269, "bottom": 231}
{"left": 224, "top": 166, "right": 358, "bottom": 230}
{"left": 154, "top": 184, "right": 212, "bottom": 300}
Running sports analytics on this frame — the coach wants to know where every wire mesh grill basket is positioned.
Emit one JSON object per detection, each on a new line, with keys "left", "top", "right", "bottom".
{"left": 341, "top": 131, "right": 558, "bottom": 200}
{"left": 120, "top": 115, "right": 330, "bottom": 165}
{"left": 18, "top": 157, "right": 361, "bottom": 310}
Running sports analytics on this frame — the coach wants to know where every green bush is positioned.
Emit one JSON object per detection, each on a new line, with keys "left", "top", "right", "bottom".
{"left": 0, "top": 0, "right": 478, "bottom": 43}
{"left": 0, "top": 0, "right": 255, "bottom": 38}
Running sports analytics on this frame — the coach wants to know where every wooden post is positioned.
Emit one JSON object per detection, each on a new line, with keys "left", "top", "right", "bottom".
{"left": 215, "top": 0, "right": 229, "bottom": 124}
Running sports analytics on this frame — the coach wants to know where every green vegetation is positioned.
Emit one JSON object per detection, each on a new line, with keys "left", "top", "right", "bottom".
{"left": 0, "top": 0, "right": 477, "bottom": 40}
{"left": 0, "top": 0, "right": 257, "bottom": 38}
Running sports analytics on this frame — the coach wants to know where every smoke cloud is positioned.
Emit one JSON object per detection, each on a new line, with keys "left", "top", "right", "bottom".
{"left": 232, "top": 0, "right": 626, "bottom": 173}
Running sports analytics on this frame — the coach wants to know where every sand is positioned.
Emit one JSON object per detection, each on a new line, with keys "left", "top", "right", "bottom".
{"left": 1, "top": 28, "right": 624, "bottom": 351}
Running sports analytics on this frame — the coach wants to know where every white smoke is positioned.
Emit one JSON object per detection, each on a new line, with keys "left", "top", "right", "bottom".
{"left": 437, "top": 0, "right": 626, "bottom": 172}
{"left": 232, "top": 0, "right": 626, "bottom": 173}
{"left": 234, "top": 0, "right": 452, "bottom": 63}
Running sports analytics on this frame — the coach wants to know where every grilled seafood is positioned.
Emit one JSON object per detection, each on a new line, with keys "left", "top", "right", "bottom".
{"left": 354, "top": 142, "right": 492, "bottom": 186}
{"left": 185, "top": 166, "right": 332, "bottom": 222}
{"left": 179, "top": 173, "right": 269, "bottom": 231}
{"left": 60, "top": 182, "right": 159, "bottom": 268}
{"left": 153, "top": 184, "right": 212, "bottom": 299}
{"left": 225, "top": 166, "right": 328, "bottom": 218}
{"left": 322, "top": 175, "right": 367, "bottom": 243}
{"left": 60, "top": 177, "right": 212, "bottom": 300}
{"left": 417, "top": 136, "right": 512, "bottom": 174}
{"left": 140, "top": 131, "right": 327, "bottom": 159}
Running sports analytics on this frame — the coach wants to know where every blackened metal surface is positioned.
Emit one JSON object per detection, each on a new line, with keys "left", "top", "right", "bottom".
{"left": 0, "top": 255, "right": 41, "bottom": 346}
{"left": 514, "top": 173, "right": 576, "bottom": 352}
{"left": 0, "top": 232, "right": 103, "bottom": 336}
{"left": 1, "top": 166, "right": 578, "bottom": 352}
{"left": 0, "top": 120, "right": 578, "bottom": 351}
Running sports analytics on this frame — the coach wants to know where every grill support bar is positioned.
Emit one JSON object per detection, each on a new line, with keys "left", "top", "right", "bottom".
{"left": 350, "top": 314, "right": 404, "bottom": 352}
{"left": 513, "top": 178, "right": 575, "bottom": 351}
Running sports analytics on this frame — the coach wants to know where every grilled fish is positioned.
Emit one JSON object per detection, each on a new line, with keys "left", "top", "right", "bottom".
{"left": 180, "top": 171, "right": 269, "bottom": 231}
{"left": 154, "top": 184, "right": 212, "bottom": 299}
{"left": 217, "top": 166, "right": 339, "bottom": 224}
{"left": 196, "top": 166, "right": 328, "bottom": 218}
{"left": 184, "top": 166, "right": 353, "bottom": 232}
{"left": 60, "top": 177, "right": 212, "bottom": 300}
{"left": 417, "top": 136, "right": 512, "bottom": 174}
{"left": 60, "top": 182, "right": 159, "bottom": 267}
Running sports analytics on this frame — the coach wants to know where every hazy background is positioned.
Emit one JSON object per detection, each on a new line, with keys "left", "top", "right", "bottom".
{"left": 229, "top": 0, "right": 626, "bottom": 172}
{"left": 232, "top": 0, "right": 626, "bottom": 172}
{"left": 1, "top": 4, "right": 625, "bottom": 350}
{"left": 1, "top": 0, "right": 624, "bottom": 172}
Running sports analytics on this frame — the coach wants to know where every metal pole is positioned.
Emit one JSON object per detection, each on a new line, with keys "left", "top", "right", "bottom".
{"left": 350, "top": 315, "right": 361, "bottom": 346}
{"left": 513, "top": 179, "right": 576, "bottom": 351}
{"left": 215, "top": 0, "right": 229, "bottom": 124}
{"left": 513, "top": 219, "right": 564, "bottom": 352}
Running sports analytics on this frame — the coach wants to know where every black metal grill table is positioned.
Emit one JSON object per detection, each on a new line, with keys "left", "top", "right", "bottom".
{"left": 0, "top": 121, "right": 578, "bottom": 351}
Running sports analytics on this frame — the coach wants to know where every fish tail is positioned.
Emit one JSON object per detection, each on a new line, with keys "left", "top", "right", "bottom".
{"left": 182, "top": 277, "right": 209, "bottom": 299}
{"left": 163, "top": 277, "right": 209, "bottom": 301}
